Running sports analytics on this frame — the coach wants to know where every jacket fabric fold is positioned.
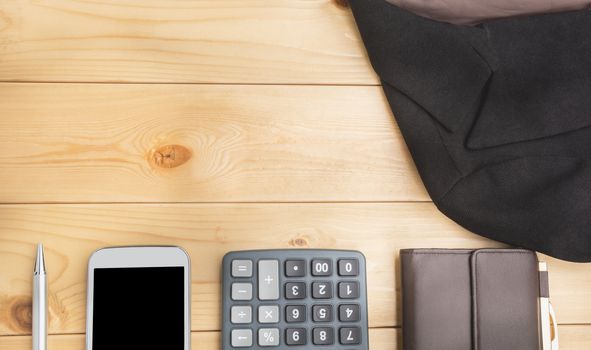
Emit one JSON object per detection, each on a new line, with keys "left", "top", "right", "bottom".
{"left": 349, "top": 0, "right": 591, "bottom": 262}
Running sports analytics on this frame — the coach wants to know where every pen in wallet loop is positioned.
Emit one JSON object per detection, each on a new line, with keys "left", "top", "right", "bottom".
{"left": 539, "top": 262, "right": 559, "bottom": 350}
{"left": 33, "top": 243, "right": 47, "bottom": 350}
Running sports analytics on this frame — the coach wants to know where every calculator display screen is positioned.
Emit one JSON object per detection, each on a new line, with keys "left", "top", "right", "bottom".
{"left": 92, "top": 266, "right": 185, "bottom": 350}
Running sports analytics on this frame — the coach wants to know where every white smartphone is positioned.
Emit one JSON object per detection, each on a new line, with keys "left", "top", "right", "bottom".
{"left": 86, "top": 246, "right": 191, "bottom": 350}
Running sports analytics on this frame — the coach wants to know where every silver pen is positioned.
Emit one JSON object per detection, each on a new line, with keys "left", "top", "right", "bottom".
{"left": 33, "top": 244, "right": 47, "bottom": 350}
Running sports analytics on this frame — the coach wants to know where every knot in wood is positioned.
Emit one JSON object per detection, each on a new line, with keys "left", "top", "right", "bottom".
{"left": 290, "top": 236, "right": 310, "bottom": 247}
{"left": 150, "top": 144, "right": 192, "bottom": 169}
{"left": 8, "top": 296, "right": 32, "bottom": 333}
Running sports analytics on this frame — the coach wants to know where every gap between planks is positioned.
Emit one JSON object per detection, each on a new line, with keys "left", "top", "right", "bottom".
{"left": 0, "top": 81, "right": 381, "bottom": 87}
{"left": 0, "top": 201, "right": 432, "bottom": 205}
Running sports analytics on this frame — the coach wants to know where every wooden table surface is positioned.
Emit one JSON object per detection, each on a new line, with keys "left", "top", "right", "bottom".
{"left": 0, "top": 1, "right": 589, "bottom": 349}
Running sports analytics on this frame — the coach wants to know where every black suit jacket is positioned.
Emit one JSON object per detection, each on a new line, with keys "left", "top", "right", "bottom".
{"left": 350, "top": 0, "right": 591, "bottom": 262}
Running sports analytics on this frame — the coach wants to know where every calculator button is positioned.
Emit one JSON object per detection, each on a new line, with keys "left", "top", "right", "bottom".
{"left": 231, "top": 306, "right": 252, "bottom": 324}
{"left": 285, "top": 282, "right": 306, "bottom": 299}
{"left": 286, "top": 328, "right": 307, "bottom": 345}
{"left": 232, "top": 260, "right": 253, "bottom": 277}
{"left": 311, "top": 259, "right": 333, "bottom": 276}
{"left": 258, "top": 305, "right": 279, "bottom": 323}
{"left": 286, "top": 305, "right": 306, "bottom": 322}
{"left": 312, "top": 304, "right": 333, "bottom": 322}
{"left": 312, "top": 327, "right": 334, "bottom": 345}
{"left": 338, "top": 281, "right": 360, "bottom": 299}
{"left": 338, "top": 259, "right": 359, "bottom": 276}
{"left": 312, "top": 282, "right": 333, "bottom": 299}
{"left": 339, "top": 304, "right": 360, "bottom": 322}
{"left": 285, "top": 260, "right": 306, "bottom": 277}
{"left": 340, "top": 327, "right": 361, "bottom": 345}
{"left": 232, "top": 283, "right": 253, "bottom": 301}
{"left": 258, "top": 328, "right": 280, "bottom": 347}
{"left": 231, "top": 329, "right": 253, "bottom": 347}
{"left": 259, "top": 260, "right": 279, "bottom": 300}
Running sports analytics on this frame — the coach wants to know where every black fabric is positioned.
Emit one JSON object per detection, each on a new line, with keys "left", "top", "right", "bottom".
{"left": 349, "top": 0, "right": 591, "bottom": 262}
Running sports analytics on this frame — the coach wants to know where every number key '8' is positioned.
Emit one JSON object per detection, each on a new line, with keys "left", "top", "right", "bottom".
{"left": 313, "top": 327, "right": 334, "bottom": 345}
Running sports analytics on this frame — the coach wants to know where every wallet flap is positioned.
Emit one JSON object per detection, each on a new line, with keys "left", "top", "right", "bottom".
{"left": 471, "top": 249, "right": 540, "bottom": 350}
{"left": 401, "top": 249, "right": 474, "bottom": 350}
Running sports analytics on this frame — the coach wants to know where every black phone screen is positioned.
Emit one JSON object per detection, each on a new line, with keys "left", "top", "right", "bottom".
{"left": 92, "top": 266, "right": 185, "bottom": 350}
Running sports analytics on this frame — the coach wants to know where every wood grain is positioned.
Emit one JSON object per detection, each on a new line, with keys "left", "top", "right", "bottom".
{"left": 1, "top": 203, "right": 590, "bottom": 337}
{"left": 0, "top": 83, "right": 426, "bottom": 203}
{"left": 2, "top": 326, "right": 590, "bottom": 350}
{"left": 0, "top": 0, "right": 377, "bottom": 84}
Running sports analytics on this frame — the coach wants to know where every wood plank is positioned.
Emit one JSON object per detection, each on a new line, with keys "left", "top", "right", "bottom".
{"left": 1, "top": 203, "right": 589, "bottom": 336}
{"left": 0, "top": 83, "right": 426, "bottom": 203}
{"left": 2, "top": 326, "right": 590, "bottom": 350}
{"left": 0, "top": 0, "right": 376, "bottom": 84}
{"left": 558, "top": 325, "right": 591, "bottom": 350}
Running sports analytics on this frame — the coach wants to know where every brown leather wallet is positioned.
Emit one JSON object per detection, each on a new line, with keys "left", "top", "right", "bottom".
{"left": 400, "top": 249, "right": 542, "bottom": 350}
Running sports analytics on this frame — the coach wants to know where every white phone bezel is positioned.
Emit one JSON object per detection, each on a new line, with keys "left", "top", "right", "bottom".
{"left": 85, "top": 246, "right": 191, "bottom": 350}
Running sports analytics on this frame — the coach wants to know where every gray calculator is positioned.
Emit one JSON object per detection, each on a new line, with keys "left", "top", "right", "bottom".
{"left": 221, "top": 249, "right": 369, "bottom": 350}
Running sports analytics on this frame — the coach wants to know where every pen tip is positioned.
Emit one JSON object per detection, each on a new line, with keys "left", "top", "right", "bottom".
{"left": 34, "top": 243, "right": 46, "bottom": 273}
